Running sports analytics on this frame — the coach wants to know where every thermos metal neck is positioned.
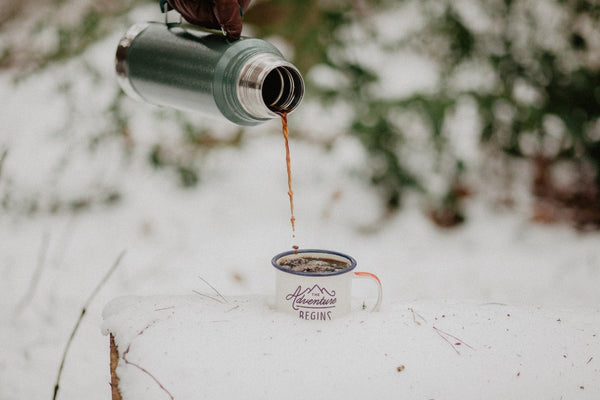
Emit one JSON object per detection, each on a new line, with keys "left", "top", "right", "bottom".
{"left": 237, "top": 53, "right": 304, "bottom": 119}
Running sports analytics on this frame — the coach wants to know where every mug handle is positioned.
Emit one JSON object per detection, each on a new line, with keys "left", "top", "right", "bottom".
{"left": 353, "top": 272, "right": 383, "bottom": 312}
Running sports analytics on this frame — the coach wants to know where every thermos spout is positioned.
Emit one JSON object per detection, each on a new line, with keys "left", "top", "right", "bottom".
{"left": 237, "top": 53, "right": 304, "bottom": 118}
{"left": 115, "top": 22, "right": 304, "bottom": 126}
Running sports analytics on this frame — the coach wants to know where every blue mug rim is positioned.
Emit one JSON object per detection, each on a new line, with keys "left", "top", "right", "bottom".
{"left": 271, "top": 249, "right": 357, "bottom": 276}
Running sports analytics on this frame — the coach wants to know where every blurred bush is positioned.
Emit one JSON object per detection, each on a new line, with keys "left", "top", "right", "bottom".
{"left": 2, "top": 0, "right": 599, "bottom": 229}
{"left": 247, "top": 0, "right": 600, "bottom": 229}
{"left": 0, "top": 0, "right": 140, "bottom": 71}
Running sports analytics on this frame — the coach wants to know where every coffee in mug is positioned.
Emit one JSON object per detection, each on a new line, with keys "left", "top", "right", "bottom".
{"left": 272, "top": 249, "right": 382, "bottom": 320}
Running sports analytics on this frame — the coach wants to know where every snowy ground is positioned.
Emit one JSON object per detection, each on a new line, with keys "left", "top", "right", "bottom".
{"left": 1, "top": 5, "right": 600, "bottom": 400}
{"left": 102, "top": 295, "right": 599, "bottom": 400}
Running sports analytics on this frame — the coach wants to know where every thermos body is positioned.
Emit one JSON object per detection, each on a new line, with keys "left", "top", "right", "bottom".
{"left": 116, "top": 22, "right": 304, "bottom": 126}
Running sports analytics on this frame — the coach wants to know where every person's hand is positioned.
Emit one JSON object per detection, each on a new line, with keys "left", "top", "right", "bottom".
{"left": 166, "top": 0, "right": 251, "bottom": 40}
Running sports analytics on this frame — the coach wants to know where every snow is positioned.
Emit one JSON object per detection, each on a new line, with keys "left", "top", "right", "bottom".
{"left": 1, "top": 5, "right": 599, "bottom": 400}
{"left": 102, "top": 295, "right": 600, "bottom": 400}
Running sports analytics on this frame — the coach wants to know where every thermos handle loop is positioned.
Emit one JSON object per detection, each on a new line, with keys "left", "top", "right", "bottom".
{"left": 159, "top": 0, "right": 172, "bottom": 13}
{"left": 162, "top": 1, "right": 182, "bottom": 25}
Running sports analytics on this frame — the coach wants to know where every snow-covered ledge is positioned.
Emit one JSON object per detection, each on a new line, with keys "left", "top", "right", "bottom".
{"left": 102, "top": 295, "right": 600, "bottom": 399}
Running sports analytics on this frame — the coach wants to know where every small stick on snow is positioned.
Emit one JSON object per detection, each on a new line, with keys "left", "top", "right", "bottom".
{"left": 116, "top": 314, "right": 175, "bottom": 399}
{"left": 197, "top": 276, "right": 229, "bottom": 303}
{"left": 433, "top": 326, "right": 474, "bottom": 355}
{"left": 409, "top": 307, "right": 426, "bottom": 326}
{"left": 193, "top": 289, "right": 225, "bottom": 304}
{"left": 225, "top": 305, "right": 240, "bottom": 313}
{"left": 52, "top": 250, "right": 126, "bottom": 400}
{"left": 122, "top": 344, "right": 174, "bottom": 400}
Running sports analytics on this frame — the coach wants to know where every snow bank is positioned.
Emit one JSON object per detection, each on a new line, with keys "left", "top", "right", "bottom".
{"left": 103, "top": 295, "right": 600, "bottom": 399}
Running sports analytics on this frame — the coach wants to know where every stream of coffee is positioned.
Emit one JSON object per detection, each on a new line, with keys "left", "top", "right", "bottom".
{"left": 280, "top": 113, "right": 298, "bottom": 252}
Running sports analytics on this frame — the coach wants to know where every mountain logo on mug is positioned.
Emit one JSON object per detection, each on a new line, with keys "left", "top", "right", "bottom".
{"left": 285, "top": 284, "right": 337, "bottom": 311}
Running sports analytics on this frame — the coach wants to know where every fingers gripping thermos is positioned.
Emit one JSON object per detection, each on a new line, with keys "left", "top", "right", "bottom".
{"left": 115, "top": 22, "right": 304, "bottom": 126}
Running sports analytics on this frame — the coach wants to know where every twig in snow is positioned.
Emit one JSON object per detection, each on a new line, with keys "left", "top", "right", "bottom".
{"left": 121, "top": 357, "right": 174, "bottom": 399}
{"left": 434, "top": 327, "right": 461, "bottom": 355}
{"left": 197, "top": 276, "right": 228, "bottom": 303}
{"left": 192, "top": 289, "right": 225, "bottom": 303}
{"left": 117, "top": 316, "right": 175, "bottom": 399}
{"left": 154, "top": 306, "right": 175, "bottom": 312}
{"left": 13, "top": 231, "right": 50, "bottom": 317}
{"left": 121, "top": 344, "right": 175, "bottom": 400}
{"left": 433, "top": 326, "right": 474, "bottom": 356}
{"left": 408, "top": 307, "right": 426, "bottom": 326}
{"left": 52, "top": 250, "right": 126, "bottom": 400}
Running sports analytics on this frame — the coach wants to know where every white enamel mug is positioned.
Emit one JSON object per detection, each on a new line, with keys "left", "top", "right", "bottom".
{"left": 272, "top": 249, "right": 383, "bottom": 320}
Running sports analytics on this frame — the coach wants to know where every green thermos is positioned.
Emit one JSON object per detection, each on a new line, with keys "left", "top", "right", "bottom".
{"left": 115, "top": 22, "right": 304, "bottom": 126}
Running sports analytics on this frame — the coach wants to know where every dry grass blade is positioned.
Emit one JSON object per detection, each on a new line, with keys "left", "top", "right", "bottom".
{"left": 197, "top": 276, "right": 228, "bottom": 304}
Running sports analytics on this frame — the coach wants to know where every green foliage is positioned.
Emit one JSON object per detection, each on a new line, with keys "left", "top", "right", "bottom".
{"left": 5, "top": 0, "right": 598, "bottom": 227}
{"left": 249, "top": 0, "right": 600, "bottom": 227}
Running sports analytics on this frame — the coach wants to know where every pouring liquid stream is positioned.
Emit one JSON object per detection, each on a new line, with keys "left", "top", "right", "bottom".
{"left": 279, "top": 113, "right": 299, "bottom": 254}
